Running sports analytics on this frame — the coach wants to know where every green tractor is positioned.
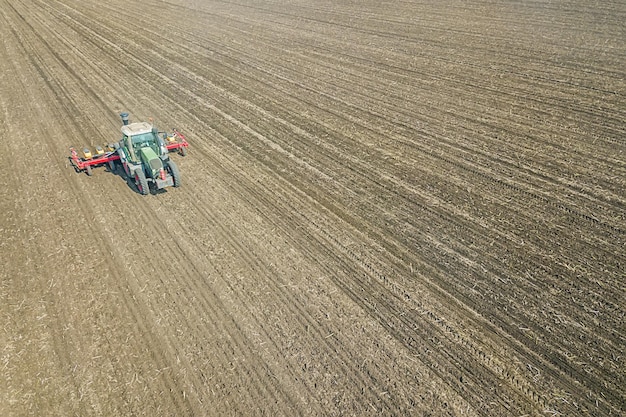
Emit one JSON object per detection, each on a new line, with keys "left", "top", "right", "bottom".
{"left": 115, "top": 112, "right": 188, "bottom": 195}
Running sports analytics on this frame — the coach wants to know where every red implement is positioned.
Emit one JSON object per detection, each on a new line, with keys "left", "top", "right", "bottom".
{"left": 69, "top": 147, "right": 120, "bottom": 176}
{"left": 69, "top": 129, "right": 189, "bottom": 176}
{"left": 165, "top": 129, "right": 189, "bottom": 155}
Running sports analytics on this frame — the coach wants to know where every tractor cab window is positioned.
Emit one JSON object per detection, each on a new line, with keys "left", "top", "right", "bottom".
{"left": 131, "top": 132, "right": 156, "bottom": 148}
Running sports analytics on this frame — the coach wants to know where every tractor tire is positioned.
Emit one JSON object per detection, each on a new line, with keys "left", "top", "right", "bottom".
{"left": 179, "top": 146, "right": 187, "bottom": 157}
{"left": 135, "top": 169, "right": 149, "bottom": 195}
{"left": 85, "top": 164, "right": 92, "bottom": 176}
{"left": 169, "top": 160, "right": 181, "bottom": 187}
{"left": 108, "top": 160, "right": 116, "bottom": 172}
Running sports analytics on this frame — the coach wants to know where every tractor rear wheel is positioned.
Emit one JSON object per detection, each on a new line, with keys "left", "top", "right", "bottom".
{"left": 169, "top": 160, "right": 181, "bottom": 187}
{"left": 85, "top": 164, "right": 92, "bottom": 176}
{"left": 135, "top": 169, "right": 149, "bottom": 195}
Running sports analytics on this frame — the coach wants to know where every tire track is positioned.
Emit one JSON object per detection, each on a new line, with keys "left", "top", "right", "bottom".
{"left": 66, "top": 2, "right": 620, "bottom": 412}
{"left": 4, "top": 0, "right": 625, "bottom": 416}
{"left": 2, "top": 1, "right": 201, "bottom": 414}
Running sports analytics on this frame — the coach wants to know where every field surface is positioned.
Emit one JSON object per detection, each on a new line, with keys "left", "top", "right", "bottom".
{"left": 1, "top": 0, "right": 624, "bottom": 416}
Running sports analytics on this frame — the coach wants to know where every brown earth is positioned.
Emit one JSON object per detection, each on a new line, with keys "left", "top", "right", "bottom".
{"left": 1, "top": 0, "right": 624, "bottom": 416}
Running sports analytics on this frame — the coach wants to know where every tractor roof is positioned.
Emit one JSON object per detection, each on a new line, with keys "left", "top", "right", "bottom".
{"left": 121, "top": 122, "right": 153, "bottom": 136}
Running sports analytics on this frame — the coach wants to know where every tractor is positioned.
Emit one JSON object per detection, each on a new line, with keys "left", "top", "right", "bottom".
{"left": 69, "top": 112, "right": 189, "bottom": 194}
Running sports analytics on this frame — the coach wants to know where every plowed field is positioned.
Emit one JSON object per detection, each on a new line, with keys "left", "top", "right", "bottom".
{"left": 1, "top": 0, "right": 624, "bottom": 416}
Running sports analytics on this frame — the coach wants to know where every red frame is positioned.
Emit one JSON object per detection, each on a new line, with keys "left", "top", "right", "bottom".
{"left": 69, "top": 130, "right": 189, "bottom": 173}
{"left": 165, "top": 130, "right": 189, "bottom": 153}
{"left": 69, "top": 147, "right": 120, "bottom": 171}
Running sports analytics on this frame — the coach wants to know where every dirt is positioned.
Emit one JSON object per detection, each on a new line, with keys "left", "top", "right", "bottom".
{"left": 1, "top": 0, "right": 624, "bottom": 416}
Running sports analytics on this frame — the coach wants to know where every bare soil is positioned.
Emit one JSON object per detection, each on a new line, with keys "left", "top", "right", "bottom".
{"left": 1, "top": 0, "right": 624, "bottom": 416}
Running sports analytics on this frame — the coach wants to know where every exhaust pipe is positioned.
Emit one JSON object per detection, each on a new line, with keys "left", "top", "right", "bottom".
{"left": 120, "top": 112, "right": 130, "bottom": 126}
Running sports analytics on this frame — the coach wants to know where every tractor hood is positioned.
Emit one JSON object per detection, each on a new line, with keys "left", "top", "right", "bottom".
{"left": 139, "top": 147, "right": 163, "bottom": 177}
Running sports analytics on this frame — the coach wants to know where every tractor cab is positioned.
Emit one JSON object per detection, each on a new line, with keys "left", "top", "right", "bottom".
{"left": 121, "top": 122, "right": 162, "bottom": 161}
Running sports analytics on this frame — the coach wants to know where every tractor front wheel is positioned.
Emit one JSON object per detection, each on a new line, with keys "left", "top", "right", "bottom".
{"left": 169, "top": 160, "right": 181, "bottom": 187}
{"left": 135, "top": 169, "right": 149, "bottom": 195}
